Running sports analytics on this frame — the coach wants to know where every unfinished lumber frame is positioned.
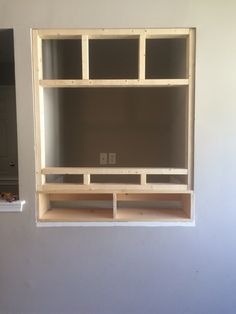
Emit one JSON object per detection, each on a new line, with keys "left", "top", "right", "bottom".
{"left": 32, "top": 28, "right": 195, "bottom": 224}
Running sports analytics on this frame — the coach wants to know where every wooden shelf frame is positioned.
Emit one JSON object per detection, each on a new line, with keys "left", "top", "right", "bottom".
{"left": 38, "top": 191, "right": 193, "bottom": 222}
{"left": 32, "top": 28, "right": 195, "bottom": 224}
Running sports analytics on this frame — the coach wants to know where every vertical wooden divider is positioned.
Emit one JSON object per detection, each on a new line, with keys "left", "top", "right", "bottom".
{"left": 186, "top": 29, "right": 195, "bottom": 189}
{"left": 83, "top": 174, "right": 90, "bottom": 185}
{"left": 82, "top": 35, "right": 89, "bottom": 79}
{"left": 140, "top": 173, "right": 146, "bottom": 185}
{"left": 139, "top": 34, "right": 146, "bottom": 80}
{"left": 32, "top": 31, "right": 45, "bottom": 187}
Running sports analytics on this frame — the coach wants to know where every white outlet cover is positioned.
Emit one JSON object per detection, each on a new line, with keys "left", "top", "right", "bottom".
{"left": 109, "top": 153, "right": 116, "bottom": 164}
{"left": 100, "top": 153, "right": 107, "bottom": 165}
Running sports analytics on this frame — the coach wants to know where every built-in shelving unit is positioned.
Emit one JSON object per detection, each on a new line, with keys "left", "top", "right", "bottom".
{"left": 32, "top": 28, "right": 195, "bottom": 225}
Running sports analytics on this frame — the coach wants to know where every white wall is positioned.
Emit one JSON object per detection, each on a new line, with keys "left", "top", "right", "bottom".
{"left": 0, "top": 0, "right": 236, "bottom": 313}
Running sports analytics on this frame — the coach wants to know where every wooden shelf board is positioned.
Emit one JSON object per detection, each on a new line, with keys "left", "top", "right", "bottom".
{"left": 39, "top": 207, "right": 113, "bottom": 222}
{"left": 39, "top": 183, "right": 188, "bottom": 193}
{"left": 42, "top": 167, "right": 188, "bottom": 175}
{"left": 39, "top": 79, "right": 189, "bottom": 88}
{"left": 116, "top": 207, "right": 190, "bottom": 221}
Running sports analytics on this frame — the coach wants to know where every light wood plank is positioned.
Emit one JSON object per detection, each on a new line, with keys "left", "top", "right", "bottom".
{"left": 139, "top": 34, "right": 146, "bottom": 80}
{"left": 37, "top": 28, "right": 190, "bottom": 39}
{"left": 49, "top": 193, "right": 112, "bottom": 201}
{"left": 40, "top": 208, "right": 114, "bottom": 222}
{"left": 116, "top": 193, "right": 182, "bottom": 201}
{"left": 32, "top": 30, "right": 45, "bottom": 186}
{"left": 186, "top": 28, "right": 195, "bottom": 189}
{"left": 39, "top": 78, "right": 189, "bottom": 87}
{"left": 83, "top": 174, "right": 90, "bottom": 185}
{"left": 82, "top": 35, "right": 89, "bottom": 79}
{"left": 38, "top": 183, "right": 188, "bottom": 193}
{"left": 116, "top": 207, "right": 190, "bottom": 221}
{"left": 42, "top": 167, "right": 188, "bottom": 175}
{"left": 40, "top": 207, "right": 190, "bottom": 222}
{"left": 140, "top": 173, "right": 146, "bottom": 185}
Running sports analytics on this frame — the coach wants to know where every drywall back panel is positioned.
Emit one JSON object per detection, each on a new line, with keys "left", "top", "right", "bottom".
{"left": 44, "top": 89, "right": 64, "bottom": 167}
{"left": 0, "top": 1, "right": 236, "bottom": 314}
{"left": 50, "top": 87, "right": 185, "bottom": 168}
{"left": 42, "top": 39, "right": 82, "bottom": 79}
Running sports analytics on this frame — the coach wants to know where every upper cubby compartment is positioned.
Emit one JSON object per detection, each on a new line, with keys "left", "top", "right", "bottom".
{"left": 42, "top": 39, "right": 82, "bottom": 79}
{"left": 89, "top": 39, "right": 139, "bottom": 79}
{"left": 146, "top": 38, "right": 187, "bottom": 79}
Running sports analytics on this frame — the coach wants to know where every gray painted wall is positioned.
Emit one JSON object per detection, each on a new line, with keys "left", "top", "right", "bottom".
{"left": 0, "top": 0, "right": 236, "bottom": 313}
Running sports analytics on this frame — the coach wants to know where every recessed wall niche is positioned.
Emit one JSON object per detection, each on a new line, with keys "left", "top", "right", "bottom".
{"left": 33, "top": 28, "right": 195, "bottom": 225}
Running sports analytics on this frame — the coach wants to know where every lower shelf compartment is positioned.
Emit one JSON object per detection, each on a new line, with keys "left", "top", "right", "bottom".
{"left": 116, "top": 207, "right": 189, "bottom": 221}
{"left": 41, "top": 207, "right": 113, "bottom": 222}
{"left": 38, "top": 191, "right": 193, "bottom": 223}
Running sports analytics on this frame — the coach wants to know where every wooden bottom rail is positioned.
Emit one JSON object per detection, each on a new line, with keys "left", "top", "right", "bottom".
{"left": 38, "top": 191, "right": 193, "bottom": 222}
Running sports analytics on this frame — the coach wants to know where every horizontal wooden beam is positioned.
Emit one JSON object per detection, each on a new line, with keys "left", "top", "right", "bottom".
{"left": 42, "top": 167, "right": 188, "bottom": 175}
{"left": 49, "top": 193, "right": 113, "bottom": 201}
{"left": 116, "top": 193, "right": 183, "bottom": 201}
{"left": 40, "top": 79, "right": 189, "bottom": 88}
{"left": 36, "top": 28, "right": 190, "bottom": 39}
{"left": 38, "top": 183, "right": 188, "bottom": 193}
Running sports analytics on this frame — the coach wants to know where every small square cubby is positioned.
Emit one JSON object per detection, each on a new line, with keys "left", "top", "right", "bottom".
{"left": 89, "top": 38, "right": 139, "bottom": 79}
{"left": 42, "top": 39, "right": 82, "bottom": 79}
{"left": 146, "top": 38, "right": 187, "bottom": 79}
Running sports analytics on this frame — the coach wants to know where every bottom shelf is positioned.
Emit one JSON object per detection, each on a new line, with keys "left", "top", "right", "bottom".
{"left": 41, "top": 207, "right": 113, "bottom": 222}
{"left": 116, "top": 207, "right": 189, "bottom": 221}
{"left": 38, "top": 192, "right": 193, "bottom": 223}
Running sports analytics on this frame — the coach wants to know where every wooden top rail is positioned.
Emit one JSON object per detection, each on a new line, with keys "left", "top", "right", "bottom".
{"left": 42, "top": 167, "right": 188, "bottom": 175}
{"left": 36, "top": 28, "right": 190, "bottom": 39}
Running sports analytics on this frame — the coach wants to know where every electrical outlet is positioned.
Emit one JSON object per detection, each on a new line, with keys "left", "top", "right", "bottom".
{"left": 109, "top": 153, "right": 116, "bottom": 165}
{"left": 100, "top": 153, "right": 107, "bottom": 165}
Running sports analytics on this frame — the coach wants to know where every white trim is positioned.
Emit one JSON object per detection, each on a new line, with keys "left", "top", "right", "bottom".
{"left": 0, "top": 200, "right": 25, "bottom": 212}
{"left": 37, "top": 219, "right": 195, "bottom": 227}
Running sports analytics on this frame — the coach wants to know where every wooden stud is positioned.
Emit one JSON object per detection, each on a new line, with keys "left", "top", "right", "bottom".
{"left": 139, "top": 34, "right": 146, "bottom": 80}
{"left": 39, "top": 183, "right": 188, "bottom": 194}
{"left": 186, "top": 29, "right": 195, "bottom": 189}
{"left": 42, "top": 167, "right": 188, "bottom": 176}
{"left": 83, "top": 174, "right": 90, "bottom": 185}
{"left": 82, "top": 35, "right": 89, "bottom": 80}
{"left": 32, "top": 31, "right": 46, "bottom": 187}
{"left": 140, "top": 173, "right": 146, "bottom": 185}
{"left": 39, "top": 78, "right": 189, "bottom": 88}
{"left": 37, "top": 28, "right": 190, "bottom": 40}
